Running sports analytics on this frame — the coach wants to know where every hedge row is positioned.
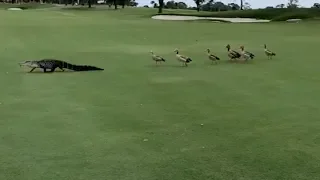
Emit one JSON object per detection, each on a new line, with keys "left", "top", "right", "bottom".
{"left": 158, "top": 8, "right": 320, "bottom": 21}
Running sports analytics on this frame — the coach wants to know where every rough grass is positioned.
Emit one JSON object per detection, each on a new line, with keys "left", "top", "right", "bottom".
{"left": 1, "top": 7, "right": 320, "bottom": 180}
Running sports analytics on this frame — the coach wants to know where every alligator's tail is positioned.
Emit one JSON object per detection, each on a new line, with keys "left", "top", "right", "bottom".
{"left": 62, "top": 62, "right": 104, "bottom": 71}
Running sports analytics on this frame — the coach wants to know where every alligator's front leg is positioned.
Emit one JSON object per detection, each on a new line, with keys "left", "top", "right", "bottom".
{"left": 29, "top": 67, "right": 36, "bottom": 73}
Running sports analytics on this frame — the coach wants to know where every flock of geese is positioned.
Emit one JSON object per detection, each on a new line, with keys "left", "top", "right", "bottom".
{"left": 150, "top": 44, "right": 276, "bottom": 66}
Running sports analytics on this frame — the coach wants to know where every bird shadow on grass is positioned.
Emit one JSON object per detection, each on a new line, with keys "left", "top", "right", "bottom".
{"left": 145, "top": 64, "right": 191, "bottom": 68}
{"left": 144, "top": 62, "right": 255, "bottom": 68}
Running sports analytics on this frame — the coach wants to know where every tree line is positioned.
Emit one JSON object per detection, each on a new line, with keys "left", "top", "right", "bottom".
{"left": 148, "top": 0, "right": 319, "bottom": 13}
{"left": 2, "top": 0, "right": 320, "bottom": 11}
{"left": 1, "top": 0, "right": 138, "bottom": 9}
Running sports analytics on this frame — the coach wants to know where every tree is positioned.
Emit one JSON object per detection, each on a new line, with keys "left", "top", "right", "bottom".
{"left": 275, "top": 4, "right": 285, "bottom": 8}
{"left": 240, "top": 0, "right": 243, "bottom": 10}
{"left": 194, "top": 0, "right": 205, "bottom": 11}
{"left": 201, "top": 0, "right": 212, "bottom": 11}
{"left": 158, "top": 0, "right": 164, "bottom": 13}
{"left": 118, "top": 0, "right": 137, "bottom": 8}
{"left": 106, "top": 0, "right": 113, "bottom": 7}
{"left": 165, "top": 0, "right": 176, "bottom": 9}
{"left": 243, "top": 2, "right": 251, "bottom": 10}
{"left": 113, "top": 0, "right": 118, "bottom": 9}
{"left": 120, "top": 0, "right": 125, "bottom": 8}
{"left": 287, "top": 0, "right": 298, "bottom": 8}
{"left": 265, "top": 6, "right": 274, "bottom": 9}
{"left": 228, "top": 3, "right": 240, "bottom": 10}
{"left": 212, "top": 1, "right": 228, "bottom": 11}
{"left": 202, "top": 1, "right": 230, "bottom": 11}
{"left": 312, "top": 3, "right": 320, "bottom": 8}
{"left": 150, "top": 0, "right": 155, "bottom": 7}
{"left": 129, "top": 0, "right": 138, "bottom": 6}
{"left": 176, "top": 2, "right": 187, "bottom": 9}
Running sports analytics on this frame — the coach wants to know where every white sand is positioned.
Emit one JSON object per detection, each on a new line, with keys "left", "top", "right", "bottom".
{"left": 286, "top": 19, "right": 302, "bottom": 22}
{"left": 7, "top": 8, "right": 23, "bottom": 10}
{"left": 152, "top": 15, "right": 270, "bottom": 23}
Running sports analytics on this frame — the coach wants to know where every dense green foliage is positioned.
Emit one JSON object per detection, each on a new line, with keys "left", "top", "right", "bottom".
{"left": 0, "top": 2, "right": 54, "bottom": 9}
{"left": 159, "top": 8, "right": 320, "bottom": 21}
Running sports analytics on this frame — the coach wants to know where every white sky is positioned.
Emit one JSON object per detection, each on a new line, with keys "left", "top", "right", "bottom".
{"left": 137, "top": 0, "right": 318, "bottom": 8}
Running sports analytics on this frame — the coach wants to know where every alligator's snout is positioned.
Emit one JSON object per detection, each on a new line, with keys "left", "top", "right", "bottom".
{"left": 19, "top": 61, "right": 28, "bottom": 67}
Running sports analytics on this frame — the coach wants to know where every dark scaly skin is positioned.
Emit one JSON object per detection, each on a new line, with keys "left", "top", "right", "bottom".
{"left": 19, "top": 59, "right": 104, "bottom": 73}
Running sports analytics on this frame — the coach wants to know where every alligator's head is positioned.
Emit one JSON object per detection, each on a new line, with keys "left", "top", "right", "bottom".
{"left": 18, "top": 61, "right": 39, "bottom": 68}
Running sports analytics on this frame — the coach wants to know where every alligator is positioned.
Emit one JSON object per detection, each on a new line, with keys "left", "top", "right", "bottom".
{"left": 19, "top": 59, "right": 104, "bottom": 73}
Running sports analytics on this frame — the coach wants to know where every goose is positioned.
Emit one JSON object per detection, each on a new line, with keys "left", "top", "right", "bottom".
{"left": 264, "top": 44, "right": 276, "bottom": 59}
{"left": 174, "top": 49, "right": 192, "bottom": 66}
{"left": 226, "top": 44, "right": 241, "bottom": 62}
{"left": 240, "top": 46, "right": 255, "bottom": 61}
{"left": 150, "top": 50, "right": 166, "bottom": 65}
{"left": 207, "top": 49, "right": 220, "bottom": 64}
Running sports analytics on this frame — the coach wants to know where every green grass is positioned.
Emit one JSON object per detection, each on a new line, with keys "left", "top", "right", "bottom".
{"left": 1, "top": 7, "right": 320, "bottom": 180}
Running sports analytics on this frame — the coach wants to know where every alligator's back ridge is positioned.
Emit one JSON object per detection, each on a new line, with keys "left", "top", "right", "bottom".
{"left": 60, "top": 61, "right": 104, "bottom": 71}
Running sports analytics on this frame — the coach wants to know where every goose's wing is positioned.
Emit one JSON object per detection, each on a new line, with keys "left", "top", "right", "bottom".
{"left": 155, "top": 55, "right": 164, "bottom": 59}
{"left": 231, "top": 50, "right": 241, "bottom": 57}
{"left": 265, "top": 49, "right": 274, "bottom": 54}
{"left": 209, "top": 54, "right": 220, "bottom": 60}
{"left": 179, "top": 54, "right": 189, "bottom": 59}
{"left": 245, "top": 51, "right": 254, "bottom": 56}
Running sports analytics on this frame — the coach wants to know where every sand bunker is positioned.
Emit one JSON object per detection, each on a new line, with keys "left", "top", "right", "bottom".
{"left": 286, "top": 19, "right": 302, "bottom": 22}
{"left": 7, "top": 7, "right": 23, "bottom": 10}
{"left": 152, "top": 15, "right": 270, "bottom": 23}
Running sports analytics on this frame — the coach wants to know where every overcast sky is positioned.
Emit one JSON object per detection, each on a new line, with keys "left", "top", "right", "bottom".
{"left": 137, "top": 0, "right": 317, "bottom": 8}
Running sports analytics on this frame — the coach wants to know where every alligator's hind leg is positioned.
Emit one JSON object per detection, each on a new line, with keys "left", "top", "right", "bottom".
{"left": 58, "top": 67, "right": 64, "bottom": 71}
{"left": 29, "top": 67, "right": 36, "bottom": 72}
